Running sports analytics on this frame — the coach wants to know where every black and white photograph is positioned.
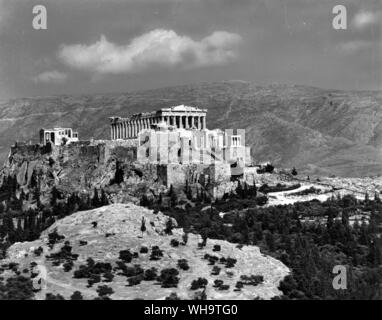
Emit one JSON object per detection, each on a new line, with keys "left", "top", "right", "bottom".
{"left": 0, "top": 0, "right": 382, "bottom": 306}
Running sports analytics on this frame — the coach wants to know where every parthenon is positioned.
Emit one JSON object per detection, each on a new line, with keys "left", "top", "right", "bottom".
{"left": 109, "top": 105, "right": 207, "bottom": 140}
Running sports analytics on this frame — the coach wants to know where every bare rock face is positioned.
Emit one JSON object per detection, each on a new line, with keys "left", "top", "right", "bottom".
{"left": 5, "top": 204, "right": 290, "bottom": 300}
{"left": 0, "top": 141, "right": 165, "bottom": 207}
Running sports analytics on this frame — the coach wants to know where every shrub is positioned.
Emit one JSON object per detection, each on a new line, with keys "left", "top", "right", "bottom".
{"left": 150, "top": 246, "right": 163, "bottom": 261}
{"left": 33, "top": 247, "right": 43, "bottom": 256}
{"left": 79, "top": 240, "right": 88, "bottom": 246}
{"left": 190, "top": 278, "right": 208, "bottom": 290}
{"left": 213, "top": 279, "right": 224, "bottom": 287}
{"left": 225, "top": 257, "right": 237, "bottom": 268}
{"left": 240, "top": 275, "right": 264, "bottom": 286}
{"left": 177, "top": 259, "right": 190, "bottom": 271}
{"left": 170, "top": 239, "right": 179, "bottom": 247}
{"left": 97, "top": 285, "right": 114, "bottom": 297}
{"left": 103, "top": 271, "right": 114, "bottom": 282}
{"left": 219, "top": 284, "right": 230, "bottom": 290}
{"left": 127, "top": 275, "right": 143, "bottom": 286}
{"left": 193, "top": 290, "right": 207, "bottom": 300}
{"left": 63, "top": 261, "right": 74, "bottom": 272}
{"left": 123, "top": 265, "right": 144, "bottom": 278}
{"left": 47, "top": 229, "right": 65, "bottom": 248}
{"left": 70, "top": 291, "right": 84, "bottom": 300}
{"left": 212, "top": 245, "right": 221, "bottom": 252}
{"left": 46, "top": 242, "right": 78, "bottom": 268}
{"left": 165, "top": 292, "right": 180, "bottom": 300}
{"left": 45, "top": 293, "right": 65, "bottom": 300}
{"left": 2, "top": 276, "right": 34, "bottom": 300}
{"left": 204, "top": 254, "right": 219, "bottom": 265}
{"left": 87, "top": 274, "right": 101, "bottom": 287}
{"left": 119, "top": 250, "right": 133, "bottom": 263}
{"left": 235, "top": 281, "right": 244, "bottom": 291}
{"left": 165, "top": 218, "right": 174, "bottom": 235}
{"left": 157, "top": 268, "right": 179, "bottom": 288}
{"left": 140, "top": 246, "right": 148, "bottom": 254}
{"left": 211, "top": 266, "right": 221, "bottom": 276}
{"left": 182, "top": 233, "right": 188, "bottom": 245}
{"left": 143, "top": 268, "right": 157, "bottom": 281}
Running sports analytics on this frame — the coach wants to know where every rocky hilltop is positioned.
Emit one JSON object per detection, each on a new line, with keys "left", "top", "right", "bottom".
{"left": 3, "top": 203, "right": 289, "bottom": 300}
{"left": 0, "top": 140, "right": 168, "bottom": 207}
{"left": 1, "top": 81, "right": 382, "bottom": 177}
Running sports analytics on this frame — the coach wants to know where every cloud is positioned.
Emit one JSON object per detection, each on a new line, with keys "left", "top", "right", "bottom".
{"left": 353, "top": 10, "right": 381, "bottom": 30}
{"left": 33, "top": 70, "right": 68, "bottom": 84}
{"left": 57, "top": 29, "right": 242, "bottom": 75}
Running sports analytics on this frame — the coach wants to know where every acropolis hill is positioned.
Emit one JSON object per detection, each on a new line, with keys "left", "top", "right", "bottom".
{"left": 2, "top": 82, "right": 382, "bottom": 177}
{"left": 1, "top": 104, "right": 258, "bottom": 205}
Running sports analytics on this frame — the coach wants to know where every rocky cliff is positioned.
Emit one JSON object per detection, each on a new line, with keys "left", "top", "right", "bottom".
{"left": 0, "top": 140, "right": 167, "bottom": 208}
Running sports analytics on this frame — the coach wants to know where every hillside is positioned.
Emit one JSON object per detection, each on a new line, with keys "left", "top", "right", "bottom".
{"left": 1, "top": 81, "right": 382, "bottom": 177}
{"left": 3, "top": 203, "right": 289, "bottom": 300}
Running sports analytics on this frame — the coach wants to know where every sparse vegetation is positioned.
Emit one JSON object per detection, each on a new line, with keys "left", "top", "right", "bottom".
{"left": 149, "top": 246, "right": 163, "bottom": 261}
{"left": 157, "top": 268, "right": 179, "bottom": 288}
{"left": 70, "top": 291, "right": 84, "bottom": 300}
{"left": 190, "top": 277, "right": 208, "bottom": 290}
{"left": 170, "top": 239, "right": 179, "bottom": 247}
{"left": 177, "top": 259, "right": 190, "bottom": 271}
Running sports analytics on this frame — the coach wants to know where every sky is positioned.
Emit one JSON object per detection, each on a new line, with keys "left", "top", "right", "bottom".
{"left": 0, "top": 0, "right": 381, "bottom": 100}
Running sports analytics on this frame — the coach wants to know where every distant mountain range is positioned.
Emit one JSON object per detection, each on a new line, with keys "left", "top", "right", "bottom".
{"left": 1, "top": 80, "right": 382, "bottom": 177}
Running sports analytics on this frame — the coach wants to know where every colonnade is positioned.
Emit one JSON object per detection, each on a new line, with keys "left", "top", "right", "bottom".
{"left": 111, "top": 114, "right": 207, "bottom": 140}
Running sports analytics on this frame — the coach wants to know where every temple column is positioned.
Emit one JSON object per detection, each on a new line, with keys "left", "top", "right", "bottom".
{"left": 202, "top": 117, "right": 206, "bottom": 130}
{"left": 191, "top": 116, "right": 195, "bottom": 129}
{"left": 184, "top": 116, "right": 190, "bottom": 129}
{"left": 115, "top": 124, "right": 119, "bottom": 139}
{"left": 179, "top": 115, "right": 183, "bottom": 129}
{"left": 111, "top": 125, "right": 114, "bottom": 140}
